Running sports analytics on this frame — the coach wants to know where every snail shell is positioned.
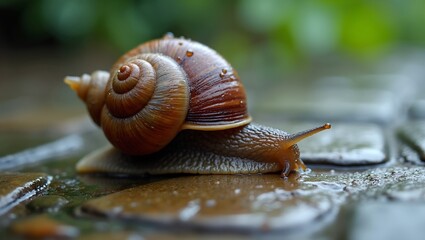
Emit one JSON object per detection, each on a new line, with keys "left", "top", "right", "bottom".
{"left": 67, "top": 36, "right": 250, "bottom": 156}
{"left": 65, "top": 34, "right": 330, "bottom": 177}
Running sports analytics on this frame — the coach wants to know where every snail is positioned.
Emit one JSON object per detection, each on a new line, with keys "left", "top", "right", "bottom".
{"left": 65, "top": 33, "right": 330, "bottom": 177}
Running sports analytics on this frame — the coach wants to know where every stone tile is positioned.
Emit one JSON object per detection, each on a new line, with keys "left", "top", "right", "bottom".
{"left": 398, "top": 121, "right": 425, "bottom": 160}
{"left": 81, "top": 174, "right": 337, "bottom": 232}
{"left": 0, "top": 172, "right": 52, "bottom": 215}
{"left": 299, "top": 123, "right": 386, "bottom": 166}
{"left": 346, "top": 202, "right": 425, "bottom": 240}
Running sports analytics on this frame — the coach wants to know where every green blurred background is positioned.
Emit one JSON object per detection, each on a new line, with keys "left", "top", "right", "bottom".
{"left": 0, "top": 0, "right": 424, "bottom": 131}
{"left": 2, "top": 0, "right": 424, "bottom": 62}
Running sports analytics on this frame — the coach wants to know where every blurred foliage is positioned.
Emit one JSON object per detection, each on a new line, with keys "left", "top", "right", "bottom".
{"left": 0, "top": 0, "right": 424, "bottom": 69}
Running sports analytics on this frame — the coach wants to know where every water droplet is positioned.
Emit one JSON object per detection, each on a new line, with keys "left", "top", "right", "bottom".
{"left": 215, "top": 181, "right": 220, "bottom": 185}
{"left": 163, "top": 32, "right": 174, "bottom": 39}
{"left": 219, "top": 68, "right": 228, "bottom": 78}
{"left": 240, "top": 100, "right": 244, "bottom": 105}
{"left": 234, "top": 189, "right": 241, "bottom": 194}
{"left": 186, "top": 50, "right": 194, "bottom": 57}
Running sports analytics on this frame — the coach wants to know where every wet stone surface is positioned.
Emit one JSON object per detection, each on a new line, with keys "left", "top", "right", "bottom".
{"left": 0, "top": 172, "right": 52, "bottom": 215}
{"left": 10, "top": 214, "right": 79, "bottom": 239}
{"left": 347, "top": 202, "right": 425, "bottom": 240}
{"left": 398, "top": 121, "right": 425, "bottom": 160}
{"left": 26, "top": 195, "right": 69, "bottom": 213}
{"left": 80, "top": 174, "right": 335, "bottom": 232}
{"left": 1, "top": 53, "right": 425, "bottom": 239}
{"left": 297, "top": 123, "right": 386, "bottom": 166}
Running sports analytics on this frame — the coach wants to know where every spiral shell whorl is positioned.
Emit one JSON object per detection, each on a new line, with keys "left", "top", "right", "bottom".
{"left": 101, "top": 54, "right": 189, "bottom": 155}
{"left": 105, "top": 59, "right": 156, "bottom": 118}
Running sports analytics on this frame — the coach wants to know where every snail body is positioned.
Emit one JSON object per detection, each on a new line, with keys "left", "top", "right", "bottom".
{"left": 66, "top": 34, "right": 330, "bottom": 177}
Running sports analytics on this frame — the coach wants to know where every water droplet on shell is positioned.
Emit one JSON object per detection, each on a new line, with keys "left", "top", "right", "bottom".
{"left": 186, "top": 50, "right": 194, "bottom": 57}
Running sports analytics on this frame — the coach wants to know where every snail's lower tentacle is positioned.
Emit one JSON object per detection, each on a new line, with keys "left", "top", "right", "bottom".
{"left": 280, "top": 161, "right": 291, "bottom": 178}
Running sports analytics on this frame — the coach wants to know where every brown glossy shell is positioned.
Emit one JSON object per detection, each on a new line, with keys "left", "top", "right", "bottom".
{"left": 113, "top": 36, "right": 251, "bottom": 130}
{"left": 97, "top": 36, "right": 251, "bottom": 155}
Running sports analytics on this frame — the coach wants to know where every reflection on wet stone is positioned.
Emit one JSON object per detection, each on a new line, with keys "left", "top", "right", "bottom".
{"left": 0, "top": 172, "right": 52, "bottom": 215}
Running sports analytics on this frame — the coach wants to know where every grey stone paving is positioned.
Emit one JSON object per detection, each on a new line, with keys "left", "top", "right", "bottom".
{"left": 399, "top": 121, "right": 425, "bottom": 160}
{"left": 300, "top": 123, "right": 386, "bottom": 165}
{"left": 347, "top": 202, "right": 425, "bottom": 240}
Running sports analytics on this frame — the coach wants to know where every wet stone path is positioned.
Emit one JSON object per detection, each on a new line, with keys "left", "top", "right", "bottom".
{"left": 1, "top": 53, "right": 425, "bottom": 239}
